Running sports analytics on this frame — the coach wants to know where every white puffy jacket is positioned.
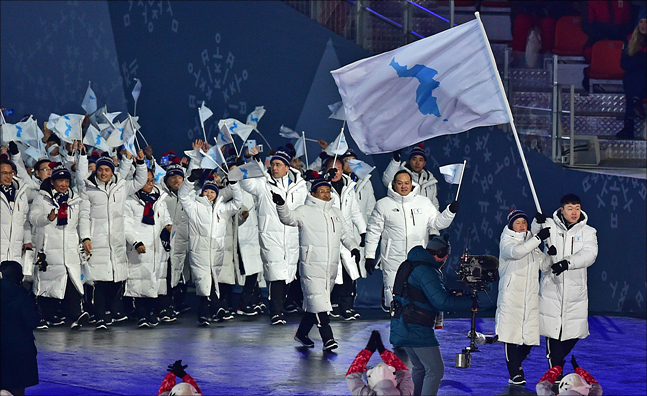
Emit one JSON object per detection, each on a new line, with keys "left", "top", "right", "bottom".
{"left": 365, "top": 183, "right": 454, "bottom": 305}
{"left": 331, "top": 174, "right": 367, "bottom": 282}
{"left": 160, "top": 182, "right": 192, "bottom": 288}
{"left": 123, "top": 187, "right": 172, "bottom": 298}
{"left": 495, "top": 226, "right": 551, "bottom": 346}
{"left": 178, "top": 180, "right": 242, "bottom": 297}
{"left": 78, "top": 162, "right": 147, "bottom": 282}
{"left": 382, "top": 159, "right": 440, "bottom": 210}
{"left": 277, "top": 195, "right": 358, "bottom": 313}
{"left": 354, "top": 174, "right": 376, "bottom": 222}
{"left": 240, "top": 165, "right": 308, "bottom": 282}
{"left": 1, "top": 177, "right": 31, "bottom": 264}
{"left": 234, "top": 189, "right": 263, "bottom": 277}
{"left": 532, "top": 210, "right": 598, "bottom": 341}
{"left": 30, "top": 186, "right": 89, "bottom": 299}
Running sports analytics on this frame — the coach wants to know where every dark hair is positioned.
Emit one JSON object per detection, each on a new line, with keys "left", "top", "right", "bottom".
{"left": 560, "top": 193, "right": 581, "bottom": 207}
{"left": 34, "top": 159, "right": 51, "bottom": 171}
{"left": 47, "top": 134, "right": 61, "bottom": 145}
{"left": 392, "top": 169, "right": 412, "bottom": 184}
{"left": 0, "top": 260, "right": 23, "bottom": 285}
{"left": 0, "top": 158, "right": 17, "bottom": 173}
{"left": 324, "top": 156, "right": 342, "bottom": 168}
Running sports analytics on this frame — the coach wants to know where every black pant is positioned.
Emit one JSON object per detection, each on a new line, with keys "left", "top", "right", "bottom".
{"left": 269, "top": 280, "right": 287, "bottom": 316}
{"left": 38, "top": 278, "right": 82, "bottom": 322}
{"left": 197, "top": 282, "right": 219, "bottom": 319}
{"left": 505, "top": 343, "right": 533, "bottom": 377}
{"left": 239, "top": 274, "right": 258, "bottom": 308}
{"left": 331, "top": 264, "right": 355, "bottom": 312}
{"left": 93, "top": 281, "right": 122, "bottom": 321}
{"left": 546, "top": 337, "right": 579, "bottom": 368}
{"left": 212, "top": 283, "right": 233, "bottom": 312}
{"left": 134, "top": 297, "right": 156, "bottom": 319}
{"left": 286, "top": 270, "right": 303, "bottom": 309}
{"left": 297, "top": 312, "right": 334, "bottom": 343}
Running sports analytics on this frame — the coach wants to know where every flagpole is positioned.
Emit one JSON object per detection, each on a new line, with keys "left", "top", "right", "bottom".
{"left": 332, "top": 120, "right": 346, "bottom": 167}
{"left": 253, "top": 127, "right": 273, "bottom": 151}
{"left": 302, "top": 131, "right": 309, "bottom": 167}
{"left": 304, "top": 138, "right": 318, "bottom": 142}
{"left": 475, "top": 12, "right": 542, "bottom": 214}
{"left": 128, "top": 115, "right": 141, "bottom": 151}
{"left": 200, "top": 121, "right": 208, "bottom": 142}
{"left": 455, "top": 160, "right": 467, "bottom": 200}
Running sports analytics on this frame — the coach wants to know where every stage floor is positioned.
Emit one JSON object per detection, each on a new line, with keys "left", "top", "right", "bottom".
{"left": 26, "top": 311, "right": 646, "bottom": 395}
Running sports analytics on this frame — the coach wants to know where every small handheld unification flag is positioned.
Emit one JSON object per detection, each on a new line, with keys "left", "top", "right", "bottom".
{"left": 294, "top": 134, "right": 306, "bottom": 159}
{"left": 106, "top": 118, "right": 134, "bottom": 147}
{"left": 439, "top": 163, "right": 465, "bottom": 184}
{"left": 132, "top": 78, "right": 142, "bottom": 102}
{"left": 279, "top": 125, "right": 300, "bottom": 139}
{"left": 246, "top": 106, "right": 266, "bottom": 127}
{"left": 219, "top": 118, "right": 254, "bottom": 142}
{"left": 199, "top": 101, "right": 213, "bottom": 126}
{"left": 227, "top": 160, "right": 265, "bottom": 181}
{"left": 83, "top": 125, "right": 111, "bottom": 152}
{"left": 53, "top": 114, "right": 84, "bottom": 143}
{"left": 1, "top": 116, "right": 40, "bottom": 142}
{"left": 201, "top": 145, "right": 227, "bottom": 170}
{"left": 89, "top": 105, "right": 109, "bottom": 130}
{"left": 348, "top": 159, "right": 375, "bottom": 179}
{"left": 325, "top": 130, "right": 348, "bottom": 156}
{"left": 215, "top": 123, "right": 234, "bottom": 147}
{"left": 152, "top": 161, "right": 166, "bottom": 183}
{"left": 82, "top": 82, "right": 98, "bottom": 114}
{"left": 123, "top": 134, "right": 138, "bottom": 157}
{"left": 328, "top": 101, "right": 347, "bottom": 121}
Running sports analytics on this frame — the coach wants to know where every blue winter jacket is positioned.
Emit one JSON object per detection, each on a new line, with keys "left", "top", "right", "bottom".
{"left": 389, "top": 246, "right": 473, "bottom": 348}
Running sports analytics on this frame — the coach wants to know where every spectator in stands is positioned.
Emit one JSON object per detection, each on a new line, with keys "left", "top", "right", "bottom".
{"left": 617, "top": 9, "right": 646, "bottom": 139}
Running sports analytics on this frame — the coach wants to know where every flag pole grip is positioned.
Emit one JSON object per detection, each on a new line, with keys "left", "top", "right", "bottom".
{"left": 455, "top": 159, "right": 467, "bottom": 200}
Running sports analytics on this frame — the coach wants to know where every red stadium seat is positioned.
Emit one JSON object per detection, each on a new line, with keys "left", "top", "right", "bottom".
{"left": 588, "top": 40, "right": 625, "bottom": 79}
{"left": 552, "top": 16, "right": 589, "bottom": 57}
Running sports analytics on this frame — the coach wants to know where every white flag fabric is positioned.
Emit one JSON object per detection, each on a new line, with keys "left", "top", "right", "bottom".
{"left": 228, "top": 160, "right": 265, "bottom": 181}
{"left": 105, "top": 119, "right": 135, "bottom": 147}
{"left": 439, "top": 163, "right": 465, "bottom": 184}
{"left": 331, "top": 18, "right": 510, "bottom": 154}
{"left": 89, "top": 105, "right": 110, "bottom": 130}
{"left": 106, "top": 111, "right": 121, "bottom": 123}
{"left": 152, "top": 162, "right": 166, "bottom": 183}
{"left": 24, "top": 144, "right": 46, "bottom": 161}
{"left": 199, "top": 101, "right": 213, "bottom": 125}
{"left": 53, "top": 114, "right": 84, "bottom": 143}
{"left": 215, "top": 123, "right": 234, "bottom": 147}
{"left": 325, "top": 130, "right": 348, "bottom": 156}
{"left": 348, "top": 159, "right": 375, "bottom": 179}
{"left": 1, "top": 116, "right": 40, "bottom": 142}
{"left": 201, "top": 146, "right": 226, "bottom": 169}
{"left": 82, "top": 83, "right": 98, "bottom": 114}
{"left": 83, "top": 125, "right": 111, "bottom": 152}
{"left": 132, "top": 78, "right": 142, "bottom": 102}
{"left": 294, "top": 134, "right": 306, "bottom": 159}
{"left": 246, "top": 106, "right": 266, "bottom": 127}
{"left": 279, "top": 125, "right": 300, "bottom": 139}
{"left": 328, "top": 101, "right": 347, "bottom": 121}
{"left": 123, "top": 134, "right": 137, "bottom": 157}
{"left": 219, "top": 118, "right": 254, "bottom": 142}
{"left": 47, "top": 113, "right": 61, "bottom": 128}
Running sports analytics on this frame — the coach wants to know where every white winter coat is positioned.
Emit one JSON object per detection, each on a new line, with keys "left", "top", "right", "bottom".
{"left": 331, "top": 174, "right": 367, "bottom": 283}
{"left": 365, "top": 183, "right": 455, "bottom": 305}
{"left": 78, "top": 162, "right": 147, "bottom": 282}
{"left": 495, "top": 226, "right": 551, "bottom": 346}
{"left": 277, "top": 195, "right": 358, "bottom": 313}
{"left": 234, "top": 189, "right": 263, "bottom": 277}
{"left": 160, "top": 182, "right": 192, "bottom": 288}
{"left": 240, "top": 165, "right": 308, "bottom": 282}
{"left": 355, "top": 174, "right": 377, "bottom": 222}
{"left": 30, "top": 186, "right": 89, "bottom": 299}
{"left": 0, "top": 177, "right": 31, "bottom": 264}
{"left": 532, "top": 210, "right": 598, "bottom": 341}
{"left": 382, "top": 159, "right": 440, "bottom": 210}
{"left": 178, "top": 180, "right": 242, "bottom": 297}
{"left": 123, "top": 188, "right": 172, "bottom": 298}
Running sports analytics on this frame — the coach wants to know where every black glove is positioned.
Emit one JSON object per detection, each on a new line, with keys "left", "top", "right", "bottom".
{"left": 8, "top": 141, "right": 19, "bottom": 156}
{"left": 392, "top": 149, "right": 402, "bottom": 162}
{"left": 449, "top": 200, "right": 459, "bottom": 214}
{"left": 547, "top": 245, "right": 557, "bottom": 256}
{"left": 324, "top": 167, "right": 337, "bottom": 181}
{"left": 228, "top": 180, "right": 237, "bottom": 185}
{"left": 167, "top": 360, "right": 188, "bottom": 378}
{"left": 365, "top": 258, "right": 376, "bottom": 276}
{"left": 303, "top": 170, "right": 319, "bottom": 181}
{"left": 551, "top": 260, "right": 569, "bottom": 276}
{"left": 571, "top": 355, "right": 579, "bottom": 370}
{"left": 536, "top": 227, "right": 551, "bottom": 241}
{"left": 79, "top": 145, "right": 87, "bottom": 156}
{"left": 188, "top": 168, "right": 204, "bottom": 183}
{"left": 271, "top": 191, "right": 285, "bottom": 206}
{"left": 471, "top": 295, "right": 479, "bottom": 310}
{"left": 351, "top": 249, "right": 361, "bottom": 266}
{"left": 359, "top": 233, "right": 366, "bottom": 248}
{"left": 365, "top": 330, "right": 379, "bottom": 353}
{"left": 375, "top": 332, "right": 386, "bottom": 354}
{"left": 235, "top": 157, "right": 245, "bottom": 166}
{"left": 535, "top": 212, "right": 546, "bottom": 224}
{"left": 160, "top": 228, "right": 171, "bottom": 252}
{"left": 36, "top": 251, "right": 48, "bottom": 272}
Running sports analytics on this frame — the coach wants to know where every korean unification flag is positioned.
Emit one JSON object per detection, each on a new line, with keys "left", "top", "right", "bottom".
{"left": 228, "top": 160, "right": 264, "bottom": 181}
{"left": 219, "top": 118, "right": 254, "bottom": 142}
{"left": 89, "top": 105, "right": 114, "bottom": 130}
{"left": 132, "top": 78, "right": 142, "bottom": 102}
{"left": 331, "top": 17, "right": 510, "bottom": 154}
{"left": 83, "top": 124, "right": 111, "bottom": 152}
{"left": 1, "top": 116, "right": 40, "bottom": 142}
{"left": 123, "top": 134, "right": 138, "bottom": 157}
{"left": 53, "top": 114, "right": 84, "bottom": 143}
{"left": 279, "top": 125, "right": 300, "bottom": 139}
{"left": 348, "top": 159, "right": 374, "bottom": 179}
{"left": 199, "top": 101, "right": 213, "bottom": 126}
{"left": 152, "top": 161, "right": 166, "bottom": 183}
{"left": 294, "top": 134, "right": 306, "bottom": 159}
{"left": 439, "top": 163, "right": 465, "bottom": 184}
{"left": 82, "top": 83, "right": 98, "bottom": 114}
{"left": 246, "top": 106, "right": 266, "bottom": 127}
{"left": 215, "top": 122, "right": 234, "bottom": 147}
{"left": 105, "top": 119, "right": 134, "bottom": 147}
{"left": 201, "top": 145, "right": 226, "bottom": 170}
{"left": 325, "top": 130, "right": 348, "bottom": 156}
{"left": 328, "top": 101, "right": 347, "bottom": 121}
